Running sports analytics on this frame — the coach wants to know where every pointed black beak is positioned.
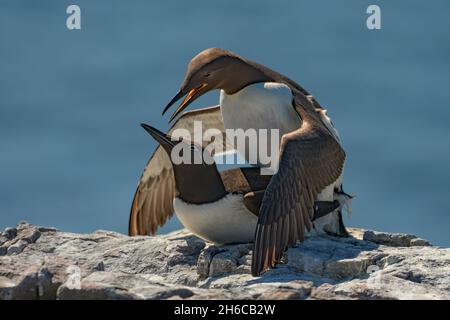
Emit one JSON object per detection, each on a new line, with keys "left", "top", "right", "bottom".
{"left": 140, "top": 123, "right": 175, "bottom": 150}
{"left": 162, "top": 90, "right": 184, "bottom": 116}
{"left": 162, "top": 83, "right": 209, "bottom": 123}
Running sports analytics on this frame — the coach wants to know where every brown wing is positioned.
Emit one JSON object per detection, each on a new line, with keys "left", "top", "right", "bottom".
{"left": 243, "top": 190, "right": 266, "bottom": 216}
{"left": 240, "top": 167, "right": 273, "bottom": 191}
{"left": 129, "top": 105, "right": 233, "bottom": 236}
{"left": 220, "top": 167, "right": 272, "bottom": 194}
{"left": 251, "top": 102, "right": 346, "bottom": 276}
{"left": 219, "top": 167, "right": 272, "bottom": 216}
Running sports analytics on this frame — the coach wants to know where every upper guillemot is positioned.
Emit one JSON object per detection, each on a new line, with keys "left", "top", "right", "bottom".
{"left": 136, "top": 123, "right": 341, "bottom": 244}
{"left": 160, "top": 48, "right": 353, "bottom": 275}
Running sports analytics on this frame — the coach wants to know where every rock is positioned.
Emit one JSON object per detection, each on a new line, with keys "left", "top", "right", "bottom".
{"left": 197, "top": 246, "right": 220, "bottom": 278}
{"left": 0, "top": 222, "right": 448, "bottom": 300}
{"left": 362, "top": 230, "right": 431, "bottom": 247}
{"left": 312, "top": 274, "right": 450, "bottom": 300}
{"left": 0, "top": 227, "right": 17, "bottom": 249}
{"left": 410, "top": 238, "right": 431, "bottom": 246}
{"left": 6, "top": 240, "right": 28, "bottom": 255}
{"left": 3, "top": 227, "right": 17, "bottom": 240}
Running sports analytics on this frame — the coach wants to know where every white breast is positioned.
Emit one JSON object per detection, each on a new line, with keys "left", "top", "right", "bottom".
{"left": 219, "top": 83, "right": 350, "bottom": 236}
{"left": 173, "top": 194, "right": 257, "bottom": 245}
{"left": 220, "top": 82, "right": 301, "bottom": 167}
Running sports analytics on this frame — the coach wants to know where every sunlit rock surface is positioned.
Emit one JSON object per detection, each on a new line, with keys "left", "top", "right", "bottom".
{"left": 0, "top": 222, "right": 448, "bottom": 300}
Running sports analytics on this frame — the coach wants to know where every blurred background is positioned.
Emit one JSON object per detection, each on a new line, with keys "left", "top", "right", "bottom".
{"left": 1, "top": 0, "right": 449, "bottom": 245}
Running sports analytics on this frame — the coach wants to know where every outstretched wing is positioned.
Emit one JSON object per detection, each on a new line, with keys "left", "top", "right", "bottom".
{"left": 251, "top": 101, "right": 346, "bottom": 276}
{"left": 129, "top": 105, "right": 232, "bottom": 236}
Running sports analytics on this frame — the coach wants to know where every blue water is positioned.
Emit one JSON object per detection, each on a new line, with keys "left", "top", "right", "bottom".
{"left": 1, "top": 1, "right": 449, "bottom": 246}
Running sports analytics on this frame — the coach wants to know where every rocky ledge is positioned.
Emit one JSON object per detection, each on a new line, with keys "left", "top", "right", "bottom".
{"left": 0, "top": 222, "right": 449, "bottom": 300}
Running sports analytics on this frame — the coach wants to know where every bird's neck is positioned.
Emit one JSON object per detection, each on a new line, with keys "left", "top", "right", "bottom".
{"left": 221, "top": 60, "right": 272, "bottom": 95}
{"left": 173, "top": 164, "right": 227, "bottom": 205}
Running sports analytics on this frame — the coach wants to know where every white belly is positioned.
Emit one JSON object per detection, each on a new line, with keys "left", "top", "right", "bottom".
{"left": 173, "top": 194, "right": 257, "bottom": 244}
{"left": 220, "top": 82, "right": 301, "bottom": 168}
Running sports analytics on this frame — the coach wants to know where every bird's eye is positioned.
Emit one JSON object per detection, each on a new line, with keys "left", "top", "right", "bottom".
{"left": 190, "top": 145, "right": 197, "bottom": 150}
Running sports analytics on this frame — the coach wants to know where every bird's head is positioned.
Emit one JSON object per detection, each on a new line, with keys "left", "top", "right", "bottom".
{"left": 140, "top": 123, "right": 226, "bottom": 204}
{"left": 162, "top": 48, "right": 270, "bottom": 122}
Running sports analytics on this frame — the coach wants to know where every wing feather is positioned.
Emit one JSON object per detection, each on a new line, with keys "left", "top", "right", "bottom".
{"left": 251, "top": 99, "right": 346, "bottom": 275}
{"left": 128, "top": 105, "right": 232, "bottom": 235}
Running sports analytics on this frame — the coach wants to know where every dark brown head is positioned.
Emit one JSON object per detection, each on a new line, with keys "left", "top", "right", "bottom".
{"left": 141, "top": 123, "right": 227, "bottom": 204}
{"left": 162, "top": 48, "right": 271, "bottom": 122}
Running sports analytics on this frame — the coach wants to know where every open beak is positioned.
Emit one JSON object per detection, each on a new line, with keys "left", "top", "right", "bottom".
{"left": 140, "top": 123, "right": 175, "bottom": 151}
{"left": 162, "top": 83, "right": 208, "bottom": 123}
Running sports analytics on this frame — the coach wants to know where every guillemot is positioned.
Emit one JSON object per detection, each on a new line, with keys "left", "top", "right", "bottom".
{"left": 161, "top": 48, "right": 353, "bottom": 275}
{"left": 133, "top": 123, "right": 342, "bottom": 245}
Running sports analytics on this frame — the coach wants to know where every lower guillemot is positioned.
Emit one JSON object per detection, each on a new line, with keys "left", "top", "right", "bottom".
{"left": 137, "top": 123, "right": 343, "bottom": 245}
